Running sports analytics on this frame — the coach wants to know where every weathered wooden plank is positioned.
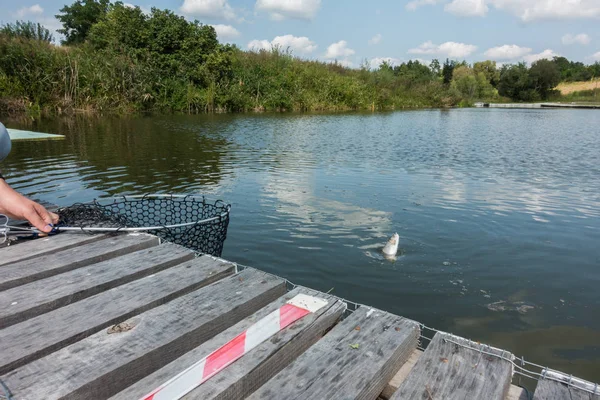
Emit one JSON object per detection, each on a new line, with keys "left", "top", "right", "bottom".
{"left": 0, "top": 242, "right": 193, "bottom": 328}
{"left": 380, "top": 350, "right": 529, "bottom": 400}
{"left": 533, "top": 371, "right": 600, "bottom": 400}
{"left": 111, "top": 287, "right": 346, "bottom": 400}
{"left": 508, "top": 385, "right": 529, "bottom": 400}
{"left": 0, "top": 255, "right": 235, "bottom": 375}
{"left": 381, "top": 349, "right": 422, "bottom": 399}
{"left": 0, "top": 233, "right": 108, "bottom": 267}
{"left": 249, "top": 306, "right": 420, "bottom": 400}
{"left": 2, "top": 268, "right": 286, "bottom": 400}
{"left": 0, "top": 233, "right": 159, "bottom": 291}
{"left": 392, "top": 332, "right": 514, "bottom": 400}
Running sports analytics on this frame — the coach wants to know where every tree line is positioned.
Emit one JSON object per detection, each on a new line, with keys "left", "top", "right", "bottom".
{"left": 0, "top": 0, "right": 598, "bottom": 116}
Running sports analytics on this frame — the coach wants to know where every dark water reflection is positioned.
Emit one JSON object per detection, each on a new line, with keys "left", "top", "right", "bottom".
{"left": 2, "top": 109, "right": 600, "bottom": 381}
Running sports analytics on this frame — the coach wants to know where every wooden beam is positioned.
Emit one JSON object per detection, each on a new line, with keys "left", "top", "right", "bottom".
{"left": 248, "top": 306, "right": 420, "bottom": 400}
{"left": 0, "top": 233, "right": 108, "bottom": 267}
{"left": 508, "top": 385, "right": 529, "bottom": 400}
{"left": 0, "top": 233, "right": 159, "bottom": 291}
{"left": 111, "top": 287, "right": 346, "bottom": 400}
{"left": 1, "top": 268, "right": 286, "bottom": 400}
{"left": 533, "top": 370, "right": 599, "bottom": 400}
{"left": 392, "top": 332, "right": 514, "bottom": 400}
{"left": 380, "top": 349, "right": 422, "bottom": 399}
{"left": 0, "top": 242, "right": 193, "bottom": 328}
{"left": 0, "top": 255, "right": 235, "bottom": 374}
{"left": 380, "top": 349, "right": 528, "bottom": 400}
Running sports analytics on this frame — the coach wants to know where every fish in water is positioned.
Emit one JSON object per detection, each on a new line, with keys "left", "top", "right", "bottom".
{"left": 382, "top": 233, "right": 399, "bottom": 256}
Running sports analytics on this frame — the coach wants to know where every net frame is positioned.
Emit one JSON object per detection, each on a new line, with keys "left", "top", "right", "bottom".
{"left": 56, "top": 194, "right": 231, "bottom": 257}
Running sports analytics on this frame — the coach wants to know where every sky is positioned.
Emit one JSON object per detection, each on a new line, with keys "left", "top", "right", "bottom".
{"left": 1, "top": 0, "right": 600, "bottom": 69}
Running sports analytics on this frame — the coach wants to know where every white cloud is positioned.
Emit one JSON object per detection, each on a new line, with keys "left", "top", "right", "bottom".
{"left": 590, "top": 51, "right": 600, "bottom": 61}
{"left": 419, "top": 0, "right": 600, "bottom": 21}
{"left": 484, "top": 44, "right": 533, "bottom": 60}
{"left": 445, "top": 0, "right": 489, "bottom": 16}
{"left": 413, "top": 58, "right": 432, "bottom": 65}
{"left": 124, "top": 3, "right": 151, "bottom": 14}
{"left": 248, "top": 35, "right": 317, "bottom": 54}
{"left": 325, "top": 40, "right": 355, "bottom": 59}
{"left": 523, "top": 49, "right": 559, "bottom": 63}
{"left": 180, "top": 0, "right": 236, "bottom": 20}
{"left": 406, "top": 0, "right": 440, "bottom": 11}
{"left": 211, "top": 24, "right": 240, "bottom": 40}
{"left": 484, "top": 45, "right": 558, "bottom": 63}
{"left": 369, "top": 34, "right": 382, "bottom": 45}
{"left": 369, "top": 57, "right": 402, "bottom": 69}
{"left": 489, "top": 0, "right": 600, "bottom": 22}
{"left": 562, "top": 33, "right": 591, "bottom": 45}
{"left": 273, "top": 35, "right": 317, "bottom": 53}
{"left": 11, "top": 4, "right": 63, "bottom": 40}
{"left": 255, "top": 0, "right": 321, "bottom": 20}
{"left": 248, "top": 39, "right": 271, "bottom": 51}
{"left": 408, "top": 41, "right": 477, "bottom": 58}
{"left": 337, "top": 59, "right": 354, "bottom": 68}
{"left": 14, "top": 4, "right": 44, "bottom": 18}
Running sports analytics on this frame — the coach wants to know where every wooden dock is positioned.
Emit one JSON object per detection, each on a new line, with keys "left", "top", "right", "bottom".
{"left": 474, "top": 102, "right": 600, "bottom": 109}
{"left": 0, "top": 233, "right": 598, "bottom": 399}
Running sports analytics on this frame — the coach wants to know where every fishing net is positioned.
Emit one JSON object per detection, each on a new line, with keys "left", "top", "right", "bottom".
{"left": 56, "top": 195, "right": 231, "bottom": 257}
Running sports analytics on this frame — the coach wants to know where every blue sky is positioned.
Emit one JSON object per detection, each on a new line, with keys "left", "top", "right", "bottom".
{"left": 1, "top": 0, "right": 600, "bottom": 68}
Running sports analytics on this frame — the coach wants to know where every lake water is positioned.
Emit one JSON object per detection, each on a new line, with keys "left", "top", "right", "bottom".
{"left": 2, "top": 109, "right": 600, "bottom": 381}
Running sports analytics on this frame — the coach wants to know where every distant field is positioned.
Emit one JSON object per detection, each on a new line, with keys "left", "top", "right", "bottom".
{"left": 557, "top": 80, "right": 600, "bottom": 94}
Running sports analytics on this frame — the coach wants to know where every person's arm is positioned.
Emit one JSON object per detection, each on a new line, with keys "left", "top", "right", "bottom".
{"left": 0, "top": 122, "right": 58, "bottom": 232}
{"left": 0, "top": 177, "right": 59, "bottom": 232}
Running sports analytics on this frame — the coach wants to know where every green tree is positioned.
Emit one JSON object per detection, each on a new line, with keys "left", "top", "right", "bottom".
{"left": 0, "top": 21, "right": 54, "bottom": 42}
{"left": 552, "top": 56, "right": 571, "bottom": 80}
{"left": 529, "top": 59, "right": 560, "bottom": 99}
{"left": 430, "top": 59, "right": 441, "bottom": 77}
{"left": 379, "top": 60, "right": 394, "bottom": 72}
{"left": 569, "top": 62, "right": 592, "bottom": 81}
{"left": 451, "top": 65, "right": 477, "bottom": 99}
{"left": 144, "top": 8, "right": 218, "bottom": 81}
{"left": 589, "top": 62, "right": 600, "bottom": 78}
{"left": 394, "top": 60, "right": 433, "bottom": 85}
{"left": 552, "top": 56, "right": 592, "bottom": 82}
{"left": 477, "top": 73, "right": 496, "bottom": 98}
{"left": 442, "top": 59, "right": 455, "bottom": 85}
{"left": 88, "top": 3, "right": 149, "bottom": 52}
{"left": 56, "top": 0, "right": 110, "bottom": 45}
{"left": 473, "top": 61, "right": 499, "bottom": 87}
{"left": 498, "top": 63, "right": 534, "bottom": 101}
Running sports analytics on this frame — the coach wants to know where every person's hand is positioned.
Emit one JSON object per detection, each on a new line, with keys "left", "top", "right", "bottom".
{"left": 0, "top": 179, "right": 59, "bottom": 232}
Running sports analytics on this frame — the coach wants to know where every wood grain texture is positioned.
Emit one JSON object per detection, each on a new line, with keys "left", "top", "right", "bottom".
{"left": 533, "top": 374, "right": 600, "bottom": 400}
{"left": 0, "top": 233, "right": 159, "bottom": 291}
{"left": 0, "top": 242, "right": 193, "bottom": 328}
{"left": 392, "top": 332, "right": 514, "bottom": 400}
{"left": 1, "top": 268, "right": 286, "bottom": 400}
{"left": 248, "top": 306, "right": 420, "bottom": 400}
{"left": 0, "top": 233, "right": 108, "bottom": 267}
{"left": 380, "top": 349, "right": 422, "bottom": 399}
{"left": 508, "top": 385, "right": 529, "bottom": 400}
{"left": 0, "top": 255, "right": 234, "bottom": 375}
{"left": 381, "top": 350, "right": 529, "bottom": 400}
{"left": 111, "top": 287, "right": 346, "bottom": 400}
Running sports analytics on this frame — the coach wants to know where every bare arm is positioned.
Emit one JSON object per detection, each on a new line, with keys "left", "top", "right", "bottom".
{"left": 0, "top": 178, "right": 59, "bottom": 232}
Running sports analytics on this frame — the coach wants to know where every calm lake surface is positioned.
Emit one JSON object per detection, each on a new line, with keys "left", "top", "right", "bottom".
{"left": 3, "top": 109, "right": 600, "bottom": 381}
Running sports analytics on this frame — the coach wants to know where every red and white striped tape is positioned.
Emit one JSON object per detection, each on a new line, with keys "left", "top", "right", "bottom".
{"left": 140, "top": 293, "right": 329, "bottom": 400}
